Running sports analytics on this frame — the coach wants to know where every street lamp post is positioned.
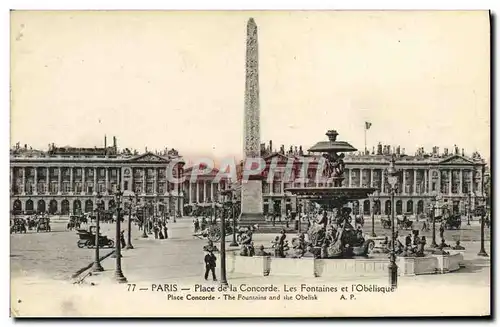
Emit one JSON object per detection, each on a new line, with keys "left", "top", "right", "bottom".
{"left": 126, "top": 195, "right": 134, "bottom": 249}
{"left": 148, "top": 201, "right": 153, "bottom": 235}
{"left": 370, "top": 190, "right": 379, "bottom": 237}
{"left": 430, "top": 192, "right": 440, "bottom": 248}
{"left": 477, "top": 199, "right": 488, "bottom": 257}
{"left": 467, "top": 191, "right": 472, "bottom": 225}
{"left": 141, "top": 200, "right": 148, "bottom": 238}
{"left": 220, "top": 200, "right": 228, "bottom": 286}
{"left": 386, "top": 155, "right": 399, "bottom": 289}
{"left": 229, "top": 193, "right": 238, "bottom": 247}
{"left": 114, "top": 187, "right": 127, "bottom": 283}
{"left": 91, "top": 192, "right": 104, "bottom": 272}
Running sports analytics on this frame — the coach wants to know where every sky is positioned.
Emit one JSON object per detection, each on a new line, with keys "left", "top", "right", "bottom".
{"left": 10, "top": 11, "right": 490, "bottom": 161}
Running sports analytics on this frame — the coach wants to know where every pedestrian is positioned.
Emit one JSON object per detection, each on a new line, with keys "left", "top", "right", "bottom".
{"left": 163, "top": 224, "right": 168, "bottom": 239}
{"left": 120, "top": 230, "right": 126, "bottom": 248}
{"left": 153, "top": 223, "right": 159, "bottom": 239}
{"left": 159, "top": 222, "right": 165, "bottom": 239}
{"left": 204, "top": 250, "right": 217, "bottom": 281}
{"left": 421, "top": 220, "right": 427, "bottom": 232}
{"left": 439, "top": 223, "right": 445, "bottom": 239}
{"left": 194, "top": 219, "right": 200, "bottom": 233}
{"left": 405, "top": 233, "right": 412, "bottom": 247}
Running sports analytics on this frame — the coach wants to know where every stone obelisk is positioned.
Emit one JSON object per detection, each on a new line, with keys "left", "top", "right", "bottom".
{"left": 240, "top": 18, "right": 264, "bottom": 225}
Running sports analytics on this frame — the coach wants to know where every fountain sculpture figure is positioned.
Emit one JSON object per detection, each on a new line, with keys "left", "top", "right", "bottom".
{"left": 285, "top": 130, "right": 377, "bottom": 259}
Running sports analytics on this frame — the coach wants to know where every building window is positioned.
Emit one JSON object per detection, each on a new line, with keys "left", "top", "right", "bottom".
{"left": 111, "top": 169, "right": 117, "bottom": 177}
{"left": 87, "top": 183, "right": 94, "bottom": 194}
{"left": 75, "top": 182, "right": 82, "bottom": 193}
{"left": 76, "top": 168, "right": 82, "bottom": 176}
{"left": 100, "top": 168, "right": 106, "bottom": 177}
{"left": 124, "top": 181, "right": 129, "bottom": 191}
{"left": 50, "top": 182, "right": 58, "bottom": 194}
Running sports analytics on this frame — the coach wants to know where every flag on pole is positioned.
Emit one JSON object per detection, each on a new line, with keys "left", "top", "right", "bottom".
{"left": 365, "top": 121, "right": 372, "bottom": 130}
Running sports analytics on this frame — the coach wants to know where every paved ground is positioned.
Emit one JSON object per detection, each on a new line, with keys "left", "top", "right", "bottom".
{"left": 10, "top": 221, "right": 117, "bottom": 280}
{"left": 10, "top": 216, "right": 491, "bottom": 317}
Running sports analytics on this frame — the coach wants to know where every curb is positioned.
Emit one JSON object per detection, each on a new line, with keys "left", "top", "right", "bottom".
{"left": 71, "top": 250, "right": 115, "bottom": 279}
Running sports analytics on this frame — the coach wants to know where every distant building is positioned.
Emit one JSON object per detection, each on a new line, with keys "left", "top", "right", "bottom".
{"left": 255, "top": 141, "right": 487, "bottom": 217}
{"left": 9, "top": 137, "right": 185, "bottom": 216}
{"left": 182, "top": 164, "right": 230, "bottom": 205}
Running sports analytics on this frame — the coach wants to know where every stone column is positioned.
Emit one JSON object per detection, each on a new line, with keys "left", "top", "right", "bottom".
{"left": 93, "top": 167, "right": 97, "bottom": 195}
{"left": 281, "top": 198, "right": 286, "bottom": 217}
{"left": 105, "top": 168, "right": 109, "bottom": 194}
{"left": 81, "top": 168, "right": 86, "bottom": 195}
{"left": 448, "top": 170, "right": 453, "bottom": 195}
{"left": 46, "top": 167, "right": 50, "bottom": 194}
{"left": 437, "top": 170, "right": 442, "bottom": 195}
{"left": 22, "top": 167, "right": 26, "bottom": 195}
{"left": 370, "top": 169, "right": 374, "bottom": 188}
{"left": 469, "top": 170, "right": 474, "bottom": 194}
{"left": 195, "top": 182, "right": 199, "bottom": 203}
{"left": 10, "top": 167, "right": 13, "bottom": 194}
{"left": 413, "top": 169, "right": 417, "bottom": 194}
{"left": 34, "top": 167, "right": 38, "bottom": 195}
{"left": 479, "top": 169, "right": 484, "bottom": 196}
{"left": 142, "top": 168, "right": 146, "bottom": 195}
{"left": 402, "top": 169, "right": 406, "bottom": 194}
{"left": 381, "top": 168, "right": 385, "bottom": 193}
{"left": 359, "top": 168, "right": 363, "bottom": 187}
{"left": 424, "top": 169, "right": 428, "bottom": 194}
{"left": 459, "top": 169, "right": 463, "bottom": 194}
{"left": 348, "top": 168, "right": 352, "bottom": 187}
{"left": 69, "top": 168, "right": 73, "bottom": 194}
{"left": 210, "top": 181, "right": 214, "bottom": 202}
{"left": 57, "top": 167, "right": 62, "bottom": 195}
{"left": 188, "top": 182, "right": 192, "bottom": 204}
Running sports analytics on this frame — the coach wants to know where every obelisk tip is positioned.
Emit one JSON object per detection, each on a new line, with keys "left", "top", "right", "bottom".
{"left": 248, "top": 17, "right": 256, "bottom": 25}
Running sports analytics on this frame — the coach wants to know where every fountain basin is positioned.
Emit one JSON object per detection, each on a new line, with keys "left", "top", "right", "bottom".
{"left": 220, "top": 252, "right": 464, "bottom": 278}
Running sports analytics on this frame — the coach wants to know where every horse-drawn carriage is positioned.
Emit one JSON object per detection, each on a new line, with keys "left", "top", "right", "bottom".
{"left": 194, "top": 221, "right": 234, "bottom": 242}
{"left": 26, "top": 217, "right": 37, "bottom": 230}
{"left": 36, "top": 217, "right": 51, "bottom": 232}
{"left": 67, "top": 215, "right": 81, "bottom": 230}
{"left": 76, "top": 226, "right": 114, "bottom": 248}
{"left": 10, "top": 218, "right": 27, "bottom": 234}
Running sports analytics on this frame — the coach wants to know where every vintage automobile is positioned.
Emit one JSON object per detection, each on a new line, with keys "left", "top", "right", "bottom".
{"left": 36, "top": 217, "right": 51, "bottom": 232}
{"left": 10, "top": 218, "right": 27, "bottom": 234}
{"left": 76, "top": 226, "right": 114, "bottom": 248}
{"left": 397, "top": 217, "right": 413, "bottom": 230}
{"left": 444, "top": 214, "right": 462, "bottom": 230}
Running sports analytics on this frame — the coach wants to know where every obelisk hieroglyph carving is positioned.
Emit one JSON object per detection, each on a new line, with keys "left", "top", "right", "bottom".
{"left": 240, "top": 18, "right": 264, "bottom": 224}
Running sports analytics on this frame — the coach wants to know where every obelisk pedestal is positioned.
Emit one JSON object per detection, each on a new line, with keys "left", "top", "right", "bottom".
{"left": 240, "top": 18, "right": 265, "bottom": 226}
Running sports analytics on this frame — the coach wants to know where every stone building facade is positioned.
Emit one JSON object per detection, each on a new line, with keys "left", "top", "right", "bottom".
{"left": 258, "top": 142, "right": 487, "bottom": 218}
{"left": 10, "top": 141, "right": 185, "bottom": 216}
{"left": 182, "top": 164, "right": 229, "bottom": 205}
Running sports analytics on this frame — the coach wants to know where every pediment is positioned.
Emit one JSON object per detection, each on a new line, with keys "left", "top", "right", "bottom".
{"left": 128, "top": 153, "right": 168, "bottom": 163}
{"left": 439, "top": 155, "right": 474, "bottom": 165}
{"left": 264, "top": 152, "right": 293, "bottom": 164}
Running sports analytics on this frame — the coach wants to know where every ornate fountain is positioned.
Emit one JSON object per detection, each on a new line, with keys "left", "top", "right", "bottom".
{"left": 285, "top": 129, "right": 377, "bottom": 259}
